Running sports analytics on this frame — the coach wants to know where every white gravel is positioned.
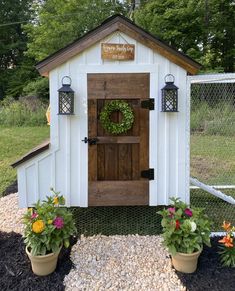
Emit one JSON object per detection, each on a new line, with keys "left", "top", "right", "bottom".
{"left": 0, "top": 193, "right": 26, "bottom": 234}
{"left": 0, "top": 193, "right": 185, "bottom": 290}
{"left": 64, "top": 235, "right": 185, "bottom": 291}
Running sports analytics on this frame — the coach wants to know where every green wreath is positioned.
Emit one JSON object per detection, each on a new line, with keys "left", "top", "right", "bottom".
{"left": 100, "top": 100, "right": 134, "bottom": 135}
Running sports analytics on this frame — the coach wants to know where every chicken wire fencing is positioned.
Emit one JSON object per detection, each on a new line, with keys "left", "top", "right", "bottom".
{"left": 190, "top": 74, "right": 235, "bottom": 232}
{"left": 72, "top": 74, "right": 235, "bottom": 236}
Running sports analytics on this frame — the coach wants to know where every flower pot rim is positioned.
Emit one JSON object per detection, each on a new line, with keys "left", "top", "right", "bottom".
{"left": 26, "top": 245, "right": 62, "bottom": 258}
{"left": 173, "top": 248, "right": 202, "bottom": 256}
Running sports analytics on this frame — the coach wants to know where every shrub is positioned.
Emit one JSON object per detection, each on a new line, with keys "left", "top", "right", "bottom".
{"left": 191, "top": 102, "right": 235, "bottom": 136}
{"left": 0, "top": 96, "right": 48, "bottom": 127}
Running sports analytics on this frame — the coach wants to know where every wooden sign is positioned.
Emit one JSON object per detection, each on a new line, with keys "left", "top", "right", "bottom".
{"left": 101, "top": 43, "right": 135, "bottom": 60}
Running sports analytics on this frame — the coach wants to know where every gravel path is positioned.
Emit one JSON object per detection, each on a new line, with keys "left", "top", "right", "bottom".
{"left": 64, "top": 235, "right": 185, "bottom": 291}
{"left": 0, "top": 193, "right": 185, "bottom": 290}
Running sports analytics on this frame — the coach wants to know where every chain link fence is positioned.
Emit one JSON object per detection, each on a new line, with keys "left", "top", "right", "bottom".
{"left": 190, "top": 76, "right": 235, "bottom": 231}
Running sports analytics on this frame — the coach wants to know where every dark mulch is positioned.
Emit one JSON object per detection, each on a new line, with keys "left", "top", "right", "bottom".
{"left": 0, "top": 231, "right": 77, "bottom": 291}
{"left": 1, "top": 232, "right": 235, "bottom": 291}
{"left": 2, "top": 180, "right": 18, "bottom": 197}
{"left": 176, "top": 236, "right": 235, "bottom": 291}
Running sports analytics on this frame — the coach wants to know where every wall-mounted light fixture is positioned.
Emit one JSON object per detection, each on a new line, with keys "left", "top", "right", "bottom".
{"left": 161, "top": 74, "right": 178, "bottom": 112}
{"left": 58, "top": 76, "right": 74, "bottom": 115}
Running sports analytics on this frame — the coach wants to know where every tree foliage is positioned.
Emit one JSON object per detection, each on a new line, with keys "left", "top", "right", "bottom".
{"left": 0, "top": 0, "right": 234, "bottom": 101}
{"left": 0, "top": 0, "right": 36, "bottom": 99}
{"left": 25, "top": 0, "right": 128, "bottom": 61}
{"left": 134, "top": 0, "right": 235, "bottom": 72}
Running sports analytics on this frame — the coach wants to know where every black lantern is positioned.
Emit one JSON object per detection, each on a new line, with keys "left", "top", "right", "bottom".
{"left": 161, "top": 74, "right": 178, "bottom": 112}
{"left": 58, "top": 76, "right": 74, "bottom": 115}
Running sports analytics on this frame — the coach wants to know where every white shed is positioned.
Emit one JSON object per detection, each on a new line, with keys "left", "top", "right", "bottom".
{"left": 12, "top": 15, "right": 201, "bottom": 208}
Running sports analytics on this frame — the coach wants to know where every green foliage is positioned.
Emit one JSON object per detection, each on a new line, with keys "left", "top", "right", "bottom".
{"left": 23, "top": 189, "right": 77, "bottom": 256}
{"left": 134, "top": 0, "right": 235, "bottom": 72}
{"left": 0, "top": 96, "right": 48, "bottom": 127}
{"left": 25, "top": 0, "right": 128, "bottom": 61}
{"left": 22, "top": 77, "right": 49, "bottom": 100}
{"left": 157, "top": 197, "right": 211, "bottom": 255}
{"left": 191, "top": 102, "right": 235, "bottom": 136}
{"left": 218, "top": 222, "right": 235, "bottom": 267}
{"left": 0, "top": 0, "right": 36, "bottom": 99}
{"left": 100, "top": 100, "right": 134, "bottom": 135}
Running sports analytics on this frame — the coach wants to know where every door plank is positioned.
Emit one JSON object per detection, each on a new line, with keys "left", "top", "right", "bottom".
{"left": 88, "top": 73, "right": 149, "bottom": 100}
{"left": 118, "top": 144, "right": 132, "bottom": 180}
{"left": 104, "top": 144, "right": 118, "bottom": 180}
{"left": 89, "top": 181, "right": 149, "bottom": 206}
{"left": 88, "top": 99, "right": 97, "bottom": 181}
{"left": 139, "top": 106, "right": 149, "bottom": 177}
{"left": 97, "top": 136, "right": 140, "bottom": 144}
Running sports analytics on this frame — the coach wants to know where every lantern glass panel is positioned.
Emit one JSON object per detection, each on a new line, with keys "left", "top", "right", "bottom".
{"left": 59, "top": 91, "right": 74, "bottom": 115}
{"left": 162, "top": 89, "right": 178, "bottom": 112}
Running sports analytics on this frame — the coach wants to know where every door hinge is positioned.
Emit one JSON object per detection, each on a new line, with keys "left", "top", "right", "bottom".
{"left": 141, "top": 168, "right": 154, "bottom": 180}
{"left": 141, "top": 98, "right": 155, "bottom": 110}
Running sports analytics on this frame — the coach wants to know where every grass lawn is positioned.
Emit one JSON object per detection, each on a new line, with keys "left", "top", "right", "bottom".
{"left": 191, "top": 133, "right": 235, "bottom": 185}
{"left": 0, "top": 126, "right": 49, "bottom": 196}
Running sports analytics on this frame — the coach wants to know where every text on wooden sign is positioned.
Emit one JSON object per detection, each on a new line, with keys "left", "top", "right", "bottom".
{"left": 101, "top": 43, "right": 135, "bottom": 60}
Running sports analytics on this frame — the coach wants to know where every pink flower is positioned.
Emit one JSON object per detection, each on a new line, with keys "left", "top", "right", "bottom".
{"left": 53, "top": 217, "right": 64, "bottom": 229}
{"left": 168, "top": 207, "right": 175, "bottom": 213}
{"left": 184, "top": 208, "right": 193, "bottom": 217}
{"left": 31, "top": 212, "right": 38, "bottom": 219}
{"left": 168, "top": 207, "right": 175, "bottom": 218}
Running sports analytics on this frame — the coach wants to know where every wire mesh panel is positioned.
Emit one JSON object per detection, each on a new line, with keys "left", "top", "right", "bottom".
{"left": 71, "top": 206, "right": 164, "bottom": 236}
{"left": 190, "top": 76, "right": 235, "bottom": 231}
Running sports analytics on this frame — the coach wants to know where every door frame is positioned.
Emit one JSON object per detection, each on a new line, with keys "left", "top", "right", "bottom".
{"left": 79, "top": 65, "right": 158, "bottom": 207}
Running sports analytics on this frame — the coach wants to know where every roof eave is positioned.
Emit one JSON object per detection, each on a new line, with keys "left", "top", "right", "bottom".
{"left": 36, "top": 15, "right": 201, "bottom": 76}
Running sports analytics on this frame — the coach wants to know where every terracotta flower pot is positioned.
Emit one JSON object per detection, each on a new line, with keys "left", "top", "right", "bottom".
{"left": 26, "top": 246, "right": 62, "bottom": 276}
{"left": 171, "top": 249, "right": 202, "bottom": 273}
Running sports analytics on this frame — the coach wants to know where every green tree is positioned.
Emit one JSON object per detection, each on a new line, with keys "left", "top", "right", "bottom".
{"left": 134, "top": 0, "right": 235, "bottom": 72}
{"left": 209, "top": 0, "right": 235, "bottom": 72}
{"left": 0, "top": 0, "right": 35, "bottom": 99}
{"left": 25, "top": 0, "right": 128, "bottom": 61}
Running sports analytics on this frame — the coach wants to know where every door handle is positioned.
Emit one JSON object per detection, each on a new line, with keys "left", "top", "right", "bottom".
{"left": 82, "top": 137, "right": 99, "bottom": 145}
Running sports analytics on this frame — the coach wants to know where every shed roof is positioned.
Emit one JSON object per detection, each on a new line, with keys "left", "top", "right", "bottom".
{"left": 11, "top": 139, "right": 50, "bottom": 168}
{"left": 36, "top": 14, "right": 201, "bottom": 76}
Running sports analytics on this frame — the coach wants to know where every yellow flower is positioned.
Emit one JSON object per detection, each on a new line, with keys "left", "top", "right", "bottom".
{"left": 32, "top": 220, "right": 45, "bottom": 233}
{"left": 53, "top": 196, "right": 59, "bottom": 205}
{"left": 48, "top": 219, "right": 53, "bottom": 225}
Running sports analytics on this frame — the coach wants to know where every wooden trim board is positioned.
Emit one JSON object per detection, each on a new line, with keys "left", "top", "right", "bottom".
{"left": 36, "top": 15, "right": 201, "bottom": 76}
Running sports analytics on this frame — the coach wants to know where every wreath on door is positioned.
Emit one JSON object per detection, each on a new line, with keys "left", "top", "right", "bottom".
{"left": 100, "top": 100, "right": 134, "bottom": 135}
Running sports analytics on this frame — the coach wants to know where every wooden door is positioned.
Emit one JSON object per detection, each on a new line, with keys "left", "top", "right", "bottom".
{"left": 88, "top": 73, "right": 149, "bottom": 206}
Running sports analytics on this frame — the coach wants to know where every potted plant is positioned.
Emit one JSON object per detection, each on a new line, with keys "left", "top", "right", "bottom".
{"left": 218, "top": 221, "right": 235, "bottom": 267}
{"left": 23, "top": 188, "right": 77, "bottom": 276}
{"left": 157, "top": 197, "right": 211, "bottom": 273}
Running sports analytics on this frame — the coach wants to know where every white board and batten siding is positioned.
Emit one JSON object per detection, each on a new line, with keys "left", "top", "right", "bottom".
{"left": 17, "top": 32, "right": 189, "bottom": 208}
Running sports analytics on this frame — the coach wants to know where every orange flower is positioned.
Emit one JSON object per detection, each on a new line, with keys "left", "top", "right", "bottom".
{"left": 222, "top": 221, "right": 231, "bottom": 232}
{"left": 219, "top": 235, "right": 233, "bottom": 248}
